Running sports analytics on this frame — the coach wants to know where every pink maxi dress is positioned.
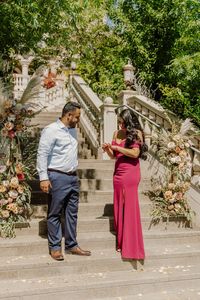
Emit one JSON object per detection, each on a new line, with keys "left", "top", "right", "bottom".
{"left": 112, "top": 140, "right": 145, "bottom": 259}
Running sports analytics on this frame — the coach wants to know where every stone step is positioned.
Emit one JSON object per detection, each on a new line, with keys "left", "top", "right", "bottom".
{"left": 78, "top": 169, "right": 114, "bottom": 179}
{"left": 1, "top": 243, "right": 200, "bottom": 278}
{"left": 1, "top": 229, "right": 200, "bottom": 257}
{"left": 29, "top": 178, "right": 151, "bottom": 194}
{"left": 1, "top": 257, "right": 200, "bottom": 299}
{"left": 96, "top": 288, "right": 200, "bottom": 300}
{"left": 14, "top": 217, "right": 198, "bottom": 237}
{"left": 30, "top": 189, "right": 149, "bottom": 205}
{"left": 30, "top": 201, "right": 152, "bottom": 219}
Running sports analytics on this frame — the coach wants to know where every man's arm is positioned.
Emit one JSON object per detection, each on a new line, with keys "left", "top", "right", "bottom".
{"left": 37, "top": 127, "right": 56, "bottom": 193}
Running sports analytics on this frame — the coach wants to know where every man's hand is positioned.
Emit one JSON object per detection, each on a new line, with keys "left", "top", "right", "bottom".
{"left": 40, "top": 180, "right": 52, "bottom": 193}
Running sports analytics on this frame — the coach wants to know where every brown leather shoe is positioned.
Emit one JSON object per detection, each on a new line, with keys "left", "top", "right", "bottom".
{"left": 66, "top": 246, "right": 91, "bottom": 256}
{"left": 49, "top": 250, "right": 64, "bottom": 261}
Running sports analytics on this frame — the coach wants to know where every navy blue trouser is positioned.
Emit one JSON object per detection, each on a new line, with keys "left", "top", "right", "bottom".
{"left": 47, "top": 171, "right": 79, "bottom": 251}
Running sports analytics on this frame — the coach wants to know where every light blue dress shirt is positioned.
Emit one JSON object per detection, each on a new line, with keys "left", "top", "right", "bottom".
{"left": 37, "top": 119, "right": 78, "bottom": 181}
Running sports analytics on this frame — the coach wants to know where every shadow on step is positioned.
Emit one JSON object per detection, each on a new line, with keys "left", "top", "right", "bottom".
{"left": 96, "top": 203, "right": 115, "bottom": 235}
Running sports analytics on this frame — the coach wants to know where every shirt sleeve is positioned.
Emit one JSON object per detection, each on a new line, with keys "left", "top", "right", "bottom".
{"left": 37, "top": 127, "right": 56, "bottom": 181}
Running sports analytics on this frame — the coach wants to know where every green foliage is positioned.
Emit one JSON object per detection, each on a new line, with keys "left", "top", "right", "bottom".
{"left": 108, "top": 0, "right": 200, "bottom": 124}
{"left": 0, "top": 0, "right": 199, "bottom": 122}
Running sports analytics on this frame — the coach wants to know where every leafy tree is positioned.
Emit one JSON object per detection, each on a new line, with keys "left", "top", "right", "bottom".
{"left": 108, "top": 0, "right": 200, "bottom": 124}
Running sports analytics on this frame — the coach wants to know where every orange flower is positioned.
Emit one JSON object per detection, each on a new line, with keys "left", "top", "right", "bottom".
{"left": 17, "top": 185, "right": 24, "bottom": 194}
{"left": 167, "top": 205, "right": 174, "bottom": 210}
{"left": 164, "top": 190, "right": 173, "bottom": 200}
{"left": 175, "top": 146, "right": 181, "bottom": 154}
{"left": 5, "top": 122, "right": 14, "bottom": 131}
{"left": 0, "top": 185, "right": 7, "bottom": 193}
{"left": 16, "top": 124, "right": 24, "bottom": 131}
{"left": 4, "top": 100, "right": 13, "bottom": 109}
{"left": 179, "top": 150, "right": 187, "bottom": 158}
{"left": 15, "top": 163, "right": 23, "bottom": 174}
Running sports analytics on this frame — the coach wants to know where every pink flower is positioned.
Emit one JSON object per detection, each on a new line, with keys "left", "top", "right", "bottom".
{"left": 175, "top": 192, "right": 183, "bottom": 201}
{"left": 8, "top": 130, "right": 15, "bottom": 139}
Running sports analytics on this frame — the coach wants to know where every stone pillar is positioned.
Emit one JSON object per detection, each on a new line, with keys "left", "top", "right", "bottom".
{"left": 118, "top": 90, "right": 137, "bottom": 106}
{"left": 17, "top": 55, "right": 34, "bottom": 76}
{"left": 100, "top": 97, "right": 117, "bottom": 160}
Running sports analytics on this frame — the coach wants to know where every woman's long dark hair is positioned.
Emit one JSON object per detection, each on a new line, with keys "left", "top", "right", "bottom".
{"left": 119, "top": 109, "right": 148, "bottom": 160}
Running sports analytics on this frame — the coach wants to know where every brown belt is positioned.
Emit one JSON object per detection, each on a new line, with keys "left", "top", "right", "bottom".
{"left": 47, "top": 168, "right": 77, "bottom": 176}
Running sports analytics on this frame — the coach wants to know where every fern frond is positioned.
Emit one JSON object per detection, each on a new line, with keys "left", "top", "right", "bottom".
{"left": 20, "top": 66, "right": 44, "bottom": 105}
{"left": 179, "top": 118, "right": 193, "bottom": 135}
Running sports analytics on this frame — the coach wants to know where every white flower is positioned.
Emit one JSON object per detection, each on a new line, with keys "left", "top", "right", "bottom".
{"left": 2, "top": 180, "right": 9, "bottom": 188}
{"left": 8, "top": 190, "right": 18, "bottom": 199}
{"left": 167, "top": 142, "right": 176, "bottom": 150}
{"left": 184, "top": 142, "right": 190, "bottom": 148}
{"left": 173, "top": 134, "right": 181, "bottom": 141}
{"left": 23, "top": 118, "right": 31, "bottom": 126}
{"left": 0, "top": 165, "right": 7, "bottom": 173}
{"left": 170, "top": 156, "right": 181, "bottom": 164}
{"left": 7, "top": 114, "right": 16, "bottom": 122}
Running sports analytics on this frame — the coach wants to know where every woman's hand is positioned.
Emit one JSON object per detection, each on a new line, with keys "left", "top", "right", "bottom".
{"left": 102, "top": 143, "right": 111, "bottom": 152}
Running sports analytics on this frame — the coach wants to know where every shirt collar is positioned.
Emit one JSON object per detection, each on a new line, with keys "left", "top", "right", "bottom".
{"left": 56, "top": 118, "right": 69, "bottom": 130}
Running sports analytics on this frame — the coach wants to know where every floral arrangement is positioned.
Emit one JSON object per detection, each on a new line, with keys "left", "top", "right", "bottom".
{"left": 148, "top": 117, "right": 195, "bottom": 227}
{"left": 0, "top": 69, "right": 43, "bottom": 237}
{"left": 43, "top": 70, "right": 56, "bottom": 89}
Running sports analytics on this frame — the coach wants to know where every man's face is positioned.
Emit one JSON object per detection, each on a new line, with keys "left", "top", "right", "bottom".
{"left": 67, "top": 108, "right": 81, "bottom": 128}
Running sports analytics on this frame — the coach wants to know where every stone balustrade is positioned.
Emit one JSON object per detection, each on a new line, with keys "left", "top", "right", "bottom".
{"left": 118, "top": 90, "right": 200, "bottom": 190}
{"left": 13, "top": 74, "right": 30, "bottom": 99}
{"left": 12, "top": 62, "right": 199, "bottom": 187}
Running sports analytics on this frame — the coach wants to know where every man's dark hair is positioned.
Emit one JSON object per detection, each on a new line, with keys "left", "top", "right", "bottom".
{"left": 62, "top": 101, "right": 81, "bottom": 117}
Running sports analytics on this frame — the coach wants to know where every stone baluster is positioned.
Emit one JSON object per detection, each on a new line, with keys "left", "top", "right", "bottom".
{"left": 193, "top": 152, "right": 200, "bottom": 175}
{"left": 143, "top": 120, "right": 152, "bottom": 147}
{"left": 156, "top": 115, "right": 164, "bottom": 127}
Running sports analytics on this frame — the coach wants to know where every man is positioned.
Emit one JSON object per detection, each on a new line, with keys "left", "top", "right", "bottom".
{"left": 37, "top": 101, "right": 91, "bottom": 261}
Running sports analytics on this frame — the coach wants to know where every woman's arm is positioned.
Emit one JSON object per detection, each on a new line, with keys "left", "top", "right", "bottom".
{"left": 111, "top": 144, "right": 140, "bottom": 158}
{"left": 102, "top": 130, "right": 118, "bottom": 159}
{"left": 102, "top": 143, "right": 115, "bottom": 159}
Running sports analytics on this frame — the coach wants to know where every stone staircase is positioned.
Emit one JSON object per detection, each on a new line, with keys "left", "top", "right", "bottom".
{"left": 31, "top": 108, "right": 95, "bottom": 159}
{"left": 1, "top": 159, "right": 200, "bottom": 299}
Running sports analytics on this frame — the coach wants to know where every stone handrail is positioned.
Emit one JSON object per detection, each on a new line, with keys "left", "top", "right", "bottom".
{"left": 72, "top": 75, "right": 102, "bottom": 119}
{"left": 71, "top": 75, "right": 118, "bottom": 158}
{"left": 71, "top": 75, "right": 103, "bottom": 158}
{"left": 119, "top": 91, "right": 200, "bottom": 189}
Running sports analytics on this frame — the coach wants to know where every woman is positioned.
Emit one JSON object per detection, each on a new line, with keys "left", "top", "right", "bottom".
{"left": 102, "top": 109, "right": 148, "bottom": 260}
